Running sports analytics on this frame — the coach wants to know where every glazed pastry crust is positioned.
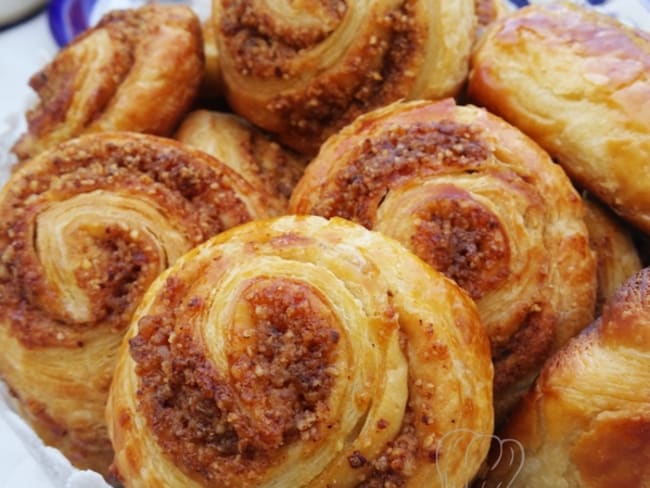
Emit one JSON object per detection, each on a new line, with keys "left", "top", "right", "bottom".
{"left": 212, "top": 0, "right": 475, "bottom": 154}
{"left": 482, "top": 267, "right": 650, "bottom": 488}
{"left": 0, "top": 132, "right": 270, "bottom": 474}
{"left": 582, "top": 197, "right": 642, "bottom": 314}
{"left": 107, "top": 215, "right": 494, "bottom": 488}
{"left": 289, "top": 99, "right": 597, "bottom": 421}
{"left": 469, "top": 2, "right": 650, "bottom": 233}
{"left": 12, "top": 4, "right": 204, "bottom": 161}
{"left": 175, "top": 110, "right": 307, "bottom": 216}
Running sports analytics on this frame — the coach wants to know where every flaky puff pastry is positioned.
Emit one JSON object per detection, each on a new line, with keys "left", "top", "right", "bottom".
{"left": 481, "top": 267, "right": 650, "bottom": 487}
{"left": 290, "top": 99, "right": 597, "bottom": 422}
{"left": 107, "top": 215, "right": 494, "bottom": 488}
{"left": 212, "top": 0, "right": 475, "bottom": 154}
{"left": 0, "top": 132, "right": 271, "bottom": 474}
{"left": 175, "top": 110, "right": 307, "bottom": 216}
{"left": 469, "top": 2, "right": 650, "bottom": 233}
{"left": 583, "top": 196, "right": 642, "bottom": 314}
{"left": 12, "top": 4, "right": 204, "bottom": 161}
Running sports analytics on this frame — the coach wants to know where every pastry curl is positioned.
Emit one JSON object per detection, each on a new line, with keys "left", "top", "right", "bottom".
{"left": 12, "top": 4, "right": 204, "bottom": 161}
{"left": 107, "top": 215, "right": 494, "bottom": 488}
{"left": 175, "top": 110, "right": 307, "bottom": 216}
{"left": 583, "top": 196, "right": 642, "bottom": 314}
{"left": 289, "top": 99, "right": 597, "bottom": 421}
{"left": 0, "top": 132, "right": 269, "bottom": 474}
{"left": 482, "top": 267, "right": 650, "bottom": 488}
{"left": 469, "top": 2, "right": 650, "bottom": 233}
{"left": 212, "top": 0, "right": 476, "bottom": 154}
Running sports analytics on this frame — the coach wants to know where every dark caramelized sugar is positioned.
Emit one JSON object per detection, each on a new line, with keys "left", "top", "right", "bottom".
{"left": 130, "top": 276, "right": 340, "bottom": 483}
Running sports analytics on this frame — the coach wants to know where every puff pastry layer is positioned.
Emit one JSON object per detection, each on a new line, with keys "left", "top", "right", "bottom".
{"left": 482, "top": 267, "right": 650, "bottom": 487}
{"left": 290, "top": 99, "right": 597, "bottom": 421}
{"left": 469, "top": 2, "right": 650, "bottom": 233}
{"left": 212, "top": 0, "right": 475, "bottom": 154}
{"left": 0, "top": 132, "right": 269, "bottom": 474}
{"left": 12, "top": 4, "right": 203, "bottom": 161}
{"left": 107, "top": 215, "right": 494, "bottom": 488}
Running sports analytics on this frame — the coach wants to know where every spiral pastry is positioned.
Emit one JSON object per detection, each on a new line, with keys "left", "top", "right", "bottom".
{"left": 212, "top": 0, "right": 476, "bottom": 154}
{"left": 12, "top": 4, "right": 203, "bottom": 161}
{"left": 482, "top": 267, "right": 650, "bottom": 488}
{"left": 107, "top": 215, "right": 493, "bottom": 488}
{"left": 175, "top": 110, "right": 307, "bottom": 216}
{"left": 0, "top": 132, "right": 270, "bottom": 474}
{"left": 289, "top": 99, "right": 597, "bottom": 421}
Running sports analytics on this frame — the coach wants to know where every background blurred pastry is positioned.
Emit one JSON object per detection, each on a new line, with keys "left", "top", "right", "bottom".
{"left": 212, "top": 0, "right": 476, "bottom": 154}
{"left": 469, "top": 2, "right": 650, "bottom": 234}
{"left": 12, "top": 4, "right": 204, "bottom": 161}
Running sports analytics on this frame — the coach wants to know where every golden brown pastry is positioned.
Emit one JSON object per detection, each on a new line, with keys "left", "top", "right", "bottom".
{"left": 107, "top": 215, "right": 494, "bottom": 488}
{"left": 481, "top": 266, "right": 650, "bottom": 487}
{"left": 469, "top": 2, "right": 650, "bottom": 233}
{"left": 583, "top": 196, "right": 642, "bottom": 314}
{"left": 0, "top": 132, "right": 270, "bottom": 474}
{"left": 212, "top": 0, "right": 476, "bottom": 154}
{"left": 474, "top": 0, "right": 508, "bottom": 38}
{"left": 175, "top": 110, "right": 307, "bottom": 216}
{"left": 290, "top": 99, "right": 597, "bottom": 421}
{"left": 12, "top": 4, "right": 204, "bottom": 161}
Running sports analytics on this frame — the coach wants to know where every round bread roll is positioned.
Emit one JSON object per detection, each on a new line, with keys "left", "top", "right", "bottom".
{"left": 107, "top": 215, "right": 494, "bottom": 488}
{"left": 12, "top": 4, "right": 204, "bottom": 161}
{"left": 212, "top": 0, "right": 476, "bottom": 154}
{"left": 481, "top": 266, "right": 650, "bottom": 487}
{"left": 289, "top": 98, "right": 597, "bottom": 422}
{"left": 469, "top": 2, "right": 650, "bottom": 233}
{"left": 0, "top": 132, "right": 270, "bottom": 474}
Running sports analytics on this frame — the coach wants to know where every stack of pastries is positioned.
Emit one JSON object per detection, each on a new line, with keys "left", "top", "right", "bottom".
{"left": 0, "top": 1, "right": 648, "bottom": 487}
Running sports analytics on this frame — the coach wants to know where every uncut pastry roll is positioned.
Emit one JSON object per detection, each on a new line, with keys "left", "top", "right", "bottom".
{"left": 289, "top": 99, "right": 597, "bottom": 422}
{"left": 175, "top": 110, "right": 307, "bottom": 216}
{"left": 469, "top": 2, "right": 650, "bottom": 233}
{"left": 582, "top": 197, "right": 642, "bottom": 314}
{"left": 0, "top": 132, "right": 270, "bottom": 474}
{"left": 212, "top": 0, "right": 476, "bottom": 154}
{"left": 481, "top": 267, "right": 650, "bottom": 488}
{"left": 12, "top": 4, "right": 204, "bottom": 161}
{"left": 107, "top": 215, "right": 494, "bottom": 488}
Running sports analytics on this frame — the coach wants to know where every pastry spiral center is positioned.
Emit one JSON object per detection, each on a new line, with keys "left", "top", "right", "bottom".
{"left": 34, "top": 191, "right": 189, "bottom": 324}
{"left": 410, "top": 191, "right": 509, "bottom": 300}
{"left": 130, "top": 276, "right": 343, "bottom": 482}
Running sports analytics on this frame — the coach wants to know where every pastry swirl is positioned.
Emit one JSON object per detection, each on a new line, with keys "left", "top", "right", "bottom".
{"left": 0, "top": 132, "right": 269, "bottom": 474}
{"left": 107, "top": 215, "right": 494, "bottom": 487}
{"left": 175, "top": 110, "right": 307, "bottom": 216}
{"left": 482, "top": 267, "right": 650, "bottom": 487}
{"left": 289, "top": 99, "right": 597, "bottom": 421}
{"left": 468, "top": 2, "right": 650, "bottom": 233}
{"left": 12, "top": 4, "right": 204, "bottom": 161}
{"left": 212, "top": 0, "right": 476, "bottom": 154}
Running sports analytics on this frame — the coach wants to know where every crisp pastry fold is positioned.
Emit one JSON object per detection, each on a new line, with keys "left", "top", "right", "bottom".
{"left": 481, "top": 267, "right": 650, "bottom": 488}
{"left": 175, "top": 110, "right": 307, "bottom": 216}
{"left": 469, "top": 2, "right": 650, "bottom": 233}
{"left": 0, "top": 132, "right": 270, "bottom": 474}
{"left": 12, "top": 4, "right": 204, "bottom": 161}
{"left": 107, "top": 215, "right": 494, "bottom": 488}
{"left": 582, "top": 196, "right": 642, "bottom": 314}
{"left": 212, "top": 0, "right": 476, "bottom": 154}
{"left": 289, "top": 99, "right": 597, "bottom": 421}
